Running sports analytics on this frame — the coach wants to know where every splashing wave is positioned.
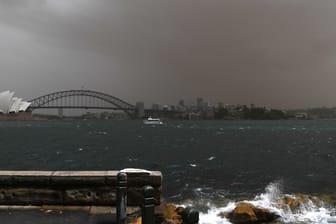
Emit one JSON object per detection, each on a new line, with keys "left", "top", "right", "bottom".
{"left": 183, "top": 182, "right": 336, "bottom": 224}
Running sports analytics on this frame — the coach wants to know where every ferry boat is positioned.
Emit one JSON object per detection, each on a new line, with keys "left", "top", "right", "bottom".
{"left": 143, "top": 117, "right": 163, "bottom": 125}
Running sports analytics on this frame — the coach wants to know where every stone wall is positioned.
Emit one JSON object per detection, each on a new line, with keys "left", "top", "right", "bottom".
{"left": 0, "top": 171, "right": 162, "bottom": 206}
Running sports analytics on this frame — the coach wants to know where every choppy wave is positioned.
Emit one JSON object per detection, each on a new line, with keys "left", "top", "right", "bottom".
{"left": 183, "top": 182, "right": 336, "bottom": 224}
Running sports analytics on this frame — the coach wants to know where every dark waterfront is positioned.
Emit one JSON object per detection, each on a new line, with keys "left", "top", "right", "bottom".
{"left": 1, "top": 120, "right": 336, "bottom": 223}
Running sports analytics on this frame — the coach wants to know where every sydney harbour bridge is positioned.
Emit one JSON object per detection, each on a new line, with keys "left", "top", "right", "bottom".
{"left": 28, "top": 90, "right": 137, "bottom": 117}
{"left": 28, "top": 90, "right": 180, "bottom": 118}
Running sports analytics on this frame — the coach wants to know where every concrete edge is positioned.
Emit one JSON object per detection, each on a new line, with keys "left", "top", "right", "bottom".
{"left": 0, "top": 205, "right": 141, "bottom": 215}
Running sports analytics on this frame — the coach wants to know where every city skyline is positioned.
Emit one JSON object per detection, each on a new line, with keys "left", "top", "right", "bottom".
{"left": 1, "top": 0, "right": 336, "bottom": 109}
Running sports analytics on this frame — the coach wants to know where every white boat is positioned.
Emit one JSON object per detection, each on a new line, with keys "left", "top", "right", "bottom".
{"left": 143, "top": 117, "right": 163, "bottom": 125}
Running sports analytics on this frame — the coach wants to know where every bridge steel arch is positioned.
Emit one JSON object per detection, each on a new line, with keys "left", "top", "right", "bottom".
{"left": 28, "top": 90, "right": 136, "bottom": 116}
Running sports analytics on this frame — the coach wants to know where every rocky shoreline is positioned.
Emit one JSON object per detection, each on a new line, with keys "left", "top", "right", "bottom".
{"left": 152, "top": 192, "right": 336, "bottom": 224}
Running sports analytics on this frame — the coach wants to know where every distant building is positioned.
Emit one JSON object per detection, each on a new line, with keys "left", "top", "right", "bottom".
{"left": 101, "top": 111, "right": 110, "bottom": 119}
{"left": 176, "top": 105, "right": 186, "bottom": 112}
{"left": 152, "top": 103, "right": 162, "bottom": 111}
{"left": 83, "top": 112, "right": 100, "bottom": 119}
{"left": 201, "top": 101, "right": 209, "bottom": 111}
{"left": 204, "top": 110, "right": 215, "bottom": 119}
{"left": 135, "top": 102, "right": 145, "bottom": 118}
{"left": 218, "top": 102, "right": 224, "bottom": 109}
{"left": 162, "top": 105, "right": 169, "bottom": 111}
{"left": 178, "top": 99, "right": 185, "bottom": 107}
{"left": 196, "top": 97, "right": 203, "bottom": 108}
{"left": 0, "top": 90, "right": 31, "bottom": 114}
{"left": 0, "top": 90, "right": 33, "bottom": 121}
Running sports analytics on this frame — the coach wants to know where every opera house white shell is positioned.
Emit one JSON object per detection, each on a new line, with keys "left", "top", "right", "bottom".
{"left": 0, "top": 91, "right": 31, "bottom": 114}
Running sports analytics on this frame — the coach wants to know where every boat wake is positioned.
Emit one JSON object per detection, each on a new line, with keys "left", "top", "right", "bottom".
{"left": 183, "top": 182, "right": 336, "bottom": 224}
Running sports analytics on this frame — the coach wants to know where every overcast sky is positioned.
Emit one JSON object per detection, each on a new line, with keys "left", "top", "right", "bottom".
{"left": 1, "top": 0, "right": 336, "bottom": 109}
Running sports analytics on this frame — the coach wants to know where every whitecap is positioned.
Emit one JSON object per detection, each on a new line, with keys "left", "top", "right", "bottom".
{"left": 190, "top": 164, "right": 197, "bottom": 167}
{"left": 208, "top": 156, "right": 216, "bottom": 161}
{"left": 167, "top": 164, "right": 182, "bottom": 169}
{"left": 169, "top": 193, "right": 182, "bottom": 199}
{"left": 65, "top": 160, "right": 74, "bottom": 162}
{"left": 127, "top": 157, "right": 139, "bottom": 162}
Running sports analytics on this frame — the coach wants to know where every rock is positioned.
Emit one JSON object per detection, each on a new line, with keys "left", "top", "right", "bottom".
{"left": 157, "top": 203, "right": 183, "bottom": 224}
{"left": 127, "top": 209, "right": 142, "bottom": 224}
{"left": 180, "top": 207, "right": 199, "bottom": 224}
{"left": 128, "top": 217, "right": 141, "bottom": 224}
{"left": 218, "top": 212, "right": 229, "bottom": 219}
{"left": 253, "top": 206, "right": 279, "bottom": 223}
{"left": 225, "top": 202, "right": 257, "bottom": 223}
{"left": 223, "top": 202, "right": 279, "bottom": 224}
{"left": 278, "top": 194, "right": 320, "bottom": 211}
{"left": 155, "top": 203, "right": 199, "bottom": 224}
{"left": 315, "top": 192, "right": 336, "bottom": 206}
{"left": 176, "top": 206, "right": 185, "bottom": 215}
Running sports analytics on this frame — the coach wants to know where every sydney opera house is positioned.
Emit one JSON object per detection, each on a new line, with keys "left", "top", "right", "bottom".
{"left": 0, "top": 90, "right": 32, "bottom": 120}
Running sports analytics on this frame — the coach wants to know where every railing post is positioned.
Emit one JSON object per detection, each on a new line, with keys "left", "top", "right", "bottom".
{"left": 142, "top": 185, "right": 155, "bottom": 224}
{"left": 117, "top": 172, "right": 127, "bottom": 224}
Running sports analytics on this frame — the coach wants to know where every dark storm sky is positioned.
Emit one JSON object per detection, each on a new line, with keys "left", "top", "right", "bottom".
{"left": 1, "top": 0, "right": 336, "bottom": 108}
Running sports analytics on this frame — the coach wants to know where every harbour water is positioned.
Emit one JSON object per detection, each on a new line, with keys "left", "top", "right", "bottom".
{"left": 0, "top": 119, "right": 335, "bottom": 223}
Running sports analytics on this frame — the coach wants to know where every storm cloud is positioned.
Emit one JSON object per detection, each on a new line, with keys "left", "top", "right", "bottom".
{"left": 1, "top": 0, "right": 336, "bottom": 108}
